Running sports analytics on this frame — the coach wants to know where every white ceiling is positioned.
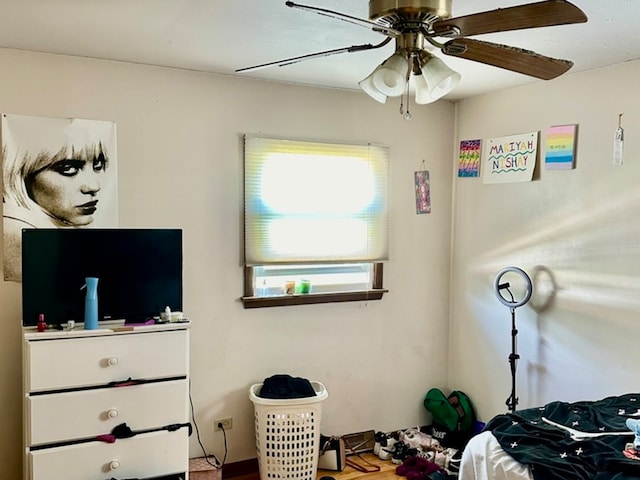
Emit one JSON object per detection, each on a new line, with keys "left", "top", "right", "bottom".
{"left": 0, "top": 1, "right": 639, "bottom": 100}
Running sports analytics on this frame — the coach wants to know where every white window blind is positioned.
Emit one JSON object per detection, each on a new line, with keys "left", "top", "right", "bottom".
{"left": 244, "top": 136, "right": 389, "bottom": 266}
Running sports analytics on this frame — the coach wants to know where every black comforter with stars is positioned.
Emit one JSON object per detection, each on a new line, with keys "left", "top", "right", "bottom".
{"left": 485, "top": 393, "right": 640, "bottom": 480}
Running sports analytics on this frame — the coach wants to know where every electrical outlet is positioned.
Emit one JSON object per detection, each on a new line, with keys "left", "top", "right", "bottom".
{"left": 215, "top": 417, "right": 233, "bottom": 431}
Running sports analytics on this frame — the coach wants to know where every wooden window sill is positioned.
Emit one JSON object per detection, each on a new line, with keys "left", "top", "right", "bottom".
{"left": 241, "top": 289, "right": 388, "bottom": 309}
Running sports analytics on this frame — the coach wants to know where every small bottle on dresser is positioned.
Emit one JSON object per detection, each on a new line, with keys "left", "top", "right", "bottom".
{"left": 37, "top": 313, "right": 46, "bottom": 332}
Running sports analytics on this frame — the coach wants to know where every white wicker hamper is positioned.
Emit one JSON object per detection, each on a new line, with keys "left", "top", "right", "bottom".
{"left": 249, "top": 382, "right": 328, "bottom": 480}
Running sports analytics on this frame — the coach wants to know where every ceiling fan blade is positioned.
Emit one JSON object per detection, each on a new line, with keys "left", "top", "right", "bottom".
{"left": 442, "top": 38, "right": 573, "bottom": 80}
{"left": 285, "top": 1, "right": 400, "bottom": 37}
{"left": 433, "top": 0, "right": 587, "bottom": 38}
{"left": 236, "top": 37, "right": 392, "bottom": 73}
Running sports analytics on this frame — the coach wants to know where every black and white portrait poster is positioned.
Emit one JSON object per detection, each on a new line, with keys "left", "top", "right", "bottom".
{"left": 2, "top": 113, "right": 118, "bottom": 281}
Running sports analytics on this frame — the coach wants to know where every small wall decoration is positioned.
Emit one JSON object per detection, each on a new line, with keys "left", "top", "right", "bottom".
{"left": 483, "top": 132, "right": 538, "bottom": 184}
{"left": 613, "top": 114, "right": 624, "bottom": 166}
{"left": 545, "top": 124, "right": 577, "bottom": 170}
{"left": 414, "top": 170, "right": 431, "bottom": 214}
{"left": 458, "top": 139, "right": 481, "bottom": 177}
{"left": 2, "top": 113, "right": 118, "bottom": 281}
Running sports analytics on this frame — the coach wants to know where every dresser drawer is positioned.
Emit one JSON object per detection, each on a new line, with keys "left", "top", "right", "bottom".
{"left": 27, "top": 378, "right": 188, "bottom": 446}
{"left": 26, "top": 329, "right": 188, "bottom": 392}
{"left": 28, "top": 429, "right": 189, "bottom": 480}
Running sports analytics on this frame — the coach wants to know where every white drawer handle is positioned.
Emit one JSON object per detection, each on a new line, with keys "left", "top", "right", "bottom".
{"left": 107, "top": 409, "right": 119, "bottom": 418}
{"left": 107, "top": 356, "right": 119, "bottom": 366}
{"left": 109, "top": 460, "right": 120, "bottom": 471}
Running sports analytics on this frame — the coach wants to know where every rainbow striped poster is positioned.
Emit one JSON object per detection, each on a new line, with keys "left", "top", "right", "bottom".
{"left": 458, "top": 139, "right": 481, "bottom": 177}
{"left": 545, "top": 124, "right": 577, "bottom": 170}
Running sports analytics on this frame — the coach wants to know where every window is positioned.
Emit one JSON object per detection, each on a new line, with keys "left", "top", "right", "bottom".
{"left": 242, "top": 136, "right": 389, "bottom": 308}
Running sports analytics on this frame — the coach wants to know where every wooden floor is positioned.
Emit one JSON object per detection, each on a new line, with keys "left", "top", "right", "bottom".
{"left": 316, "top": 454, "right": 399, "bottom": 480}
{"left": 228, "top": 454, "right": 400, "bottom": 480}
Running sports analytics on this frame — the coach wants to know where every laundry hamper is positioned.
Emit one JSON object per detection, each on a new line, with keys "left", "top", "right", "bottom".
{"left": 249, "top": 381, "right": 328, "bottom": 480}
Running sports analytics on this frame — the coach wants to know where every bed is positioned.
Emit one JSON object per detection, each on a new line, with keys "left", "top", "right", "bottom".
{"left": 458, "top": 393, "right": 640, "bottom": 480}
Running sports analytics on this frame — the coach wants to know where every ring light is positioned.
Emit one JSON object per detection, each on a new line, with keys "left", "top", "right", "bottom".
{"left": 493, "top": 266, "right": 533, "bottom": 413}
{"left": 494, "top": 266, "right": 533, "bottom": 309}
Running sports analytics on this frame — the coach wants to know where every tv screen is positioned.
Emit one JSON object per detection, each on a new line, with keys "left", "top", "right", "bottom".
{"left": 22, "top": 228, "right": 183, "bottom": 327}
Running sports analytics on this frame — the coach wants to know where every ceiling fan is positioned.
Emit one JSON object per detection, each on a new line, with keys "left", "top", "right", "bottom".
{"left": 236, "top": 0, "right": 588, "bottom": 119}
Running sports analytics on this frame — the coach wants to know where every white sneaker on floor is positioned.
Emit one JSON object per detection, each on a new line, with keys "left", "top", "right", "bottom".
{"left": 400, "top": 428, "right": 438, "bottom": 450}
{"left": 378, "top": 438, "right": 397, "bottom": 460}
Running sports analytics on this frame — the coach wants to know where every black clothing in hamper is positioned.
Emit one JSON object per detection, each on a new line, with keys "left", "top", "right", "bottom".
{"left": 259, "top": 374, "right": 316, "bottom": 399}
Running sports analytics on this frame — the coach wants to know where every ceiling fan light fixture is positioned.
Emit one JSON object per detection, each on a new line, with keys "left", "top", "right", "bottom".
{"left": 358, "top": 71, "right": 388, "bottom": 104}
{"left": 372, "top": 52, "right": 409, "bottom": 97}
{"left": 240, "top": 0, "right": 588, "bottom": 111}
{"left": 413, "top": 73, "right": 436, "bottom": 105}
{"left": 422, "top": 55, "right": 460, "bottom": 100}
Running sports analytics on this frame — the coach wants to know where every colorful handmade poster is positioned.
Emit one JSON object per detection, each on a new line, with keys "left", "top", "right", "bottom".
{"left": 482, "top": 132, "right": 538, "bottom": 184}
{"left": 414, "top": 170, "right": 431, "bottom": 214}
{"left": 545, "top": 124, "right": 577, "bottom": 170}
{"left": 458, "top": 139, "right": 481, "bottom": 177}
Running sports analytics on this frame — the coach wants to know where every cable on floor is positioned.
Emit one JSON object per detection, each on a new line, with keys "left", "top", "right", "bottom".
{"left": 189, "top": 379, "right": 227, "bottom": 468}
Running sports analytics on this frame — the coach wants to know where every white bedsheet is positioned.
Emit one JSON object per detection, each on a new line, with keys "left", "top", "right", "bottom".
{"left": 458, "top": 431, "right": 533, "bottom": 480}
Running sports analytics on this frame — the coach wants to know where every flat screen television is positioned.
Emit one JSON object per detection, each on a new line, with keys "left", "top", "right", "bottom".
{"left": 21, "top": 228, "right": 183, "bottom": 327}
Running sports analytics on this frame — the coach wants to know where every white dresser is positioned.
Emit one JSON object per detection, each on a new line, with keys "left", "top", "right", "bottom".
{"left": 22, "top": 323, "right": 191, "bottom": 480}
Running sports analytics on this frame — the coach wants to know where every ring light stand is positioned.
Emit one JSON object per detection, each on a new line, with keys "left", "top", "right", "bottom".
{"left": 493, "top": 267, "right": 532, "bottom": 413}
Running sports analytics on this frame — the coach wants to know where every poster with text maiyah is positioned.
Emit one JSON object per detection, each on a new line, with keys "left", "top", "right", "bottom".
{"left": 482, "top": 132, "right": 538, "bottom": 184}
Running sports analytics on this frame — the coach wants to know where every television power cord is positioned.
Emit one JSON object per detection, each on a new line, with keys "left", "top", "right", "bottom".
{"left": 189, "top": 379, "right": 227, "bottom": 469}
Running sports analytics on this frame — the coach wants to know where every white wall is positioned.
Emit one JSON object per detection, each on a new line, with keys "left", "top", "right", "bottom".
{"left": 449, "top": 60, "right": 640, "bottom": 422}
{"left": 0, "top": 48, "right": 455, "bottom": 477}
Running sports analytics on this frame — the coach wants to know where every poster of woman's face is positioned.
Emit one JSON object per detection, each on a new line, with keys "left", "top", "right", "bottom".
{"left": 2, "top": 113, "right": 118, "bottom": 281}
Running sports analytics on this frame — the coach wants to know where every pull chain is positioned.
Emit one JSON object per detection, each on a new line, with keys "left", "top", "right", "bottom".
{"left": 401, "top": 59, "right": 412, "bottom": 121}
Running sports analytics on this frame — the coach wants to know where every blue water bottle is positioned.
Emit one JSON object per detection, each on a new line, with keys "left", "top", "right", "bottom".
{"left": 83, "top": 277, "right": 99, "bottom": 330}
